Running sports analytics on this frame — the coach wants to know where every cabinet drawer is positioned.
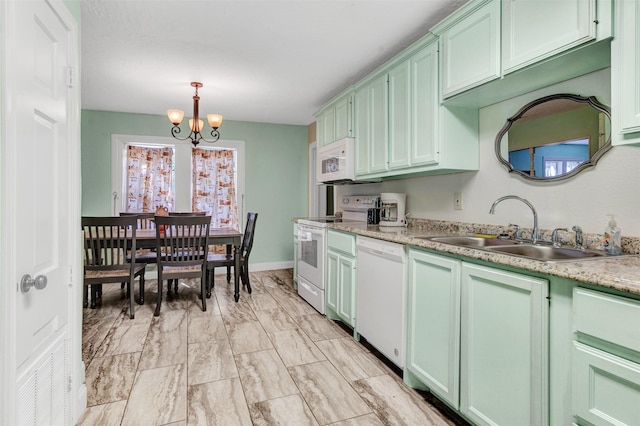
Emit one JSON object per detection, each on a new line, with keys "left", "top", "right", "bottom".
{"left": 574, "top": 287, "right": 640, "bottom": 353}
{"left": 573, "top": 342, "right": 640, "bottom": 426}
{"left": 328, "top": 230, "right": 356, "bottom": 256}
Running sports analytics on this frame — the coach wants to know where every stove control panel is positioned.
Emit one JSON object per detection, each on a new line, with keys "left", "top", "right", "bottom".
{"left": 340, "top": 195, "right": 380, "bottom": 210}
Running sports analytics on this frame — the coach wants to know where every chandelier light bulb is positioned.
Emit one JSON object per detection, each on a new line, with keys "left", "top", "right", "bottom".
{"left": 207, "top": 114, "right": 223, "bottom": 129}
{"left": 189, "top": 118, "right": 204, "bottom": 132}
{"left": 167, "top": 109, "right": 184, "bottom": 126}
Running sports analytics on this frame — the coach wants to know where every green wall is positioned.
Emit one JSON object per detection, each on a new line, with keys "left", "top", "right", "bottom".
{"left": 81, "top": 110, "right": 309, "bottom": 264}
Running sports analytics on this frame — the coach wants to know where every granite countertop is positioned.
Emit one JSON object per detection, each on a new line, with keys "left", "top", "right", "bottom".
{"left": 326, "top": 221, "right": 640, "bottom": 297}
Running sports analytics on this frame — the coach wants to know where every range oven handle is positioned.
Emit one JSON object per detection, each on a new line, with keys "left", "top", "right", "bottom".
{"left": 297, "top": 225, "right": 322, "bottom": 242}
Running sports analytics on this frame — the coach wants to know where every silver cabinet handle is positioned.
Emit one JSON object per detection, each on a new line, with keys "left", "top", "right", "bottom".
{"left": 20, "top": 274, "right": 48, "bottom": 293}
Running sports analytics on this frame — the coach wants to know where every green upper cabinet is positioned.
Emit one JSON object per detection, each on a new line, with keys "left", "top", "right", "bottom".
{"left": 354, "top": 37, "right": 477, "bottom": 180}
{"left": 612, "top": 0, "right": 640, "bottom": 145}
{"left": 388, "top": 58, "right": 412, "bottom": 170}
{"left": 314, "top": 90, "right": 354, "bottom": 147}
{"left": 502, "top": 0, "right": 597, "bottom": 74}
{"left": 437, "top": 0, "right": 610, "bottom": 109}
{"left": 389, "top": 42, "right": 440, "bottom": 170}
{"left": 354, "top": 72, "right": 388, "bottom": 176}
{"left": 432, "top": 0, "right": 501, "bottom": 99}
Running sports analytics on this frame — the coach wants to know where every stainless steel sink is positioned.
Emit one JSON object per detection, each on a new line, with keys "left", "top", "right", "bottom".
{"left": 427, "top": 236, "right": 519, "bottom": 248}
{"left": 420, "top": 235, "right": 622, "bottom": 262}
{"left": 487, "top": 244, "right": 606, "bottom": 261}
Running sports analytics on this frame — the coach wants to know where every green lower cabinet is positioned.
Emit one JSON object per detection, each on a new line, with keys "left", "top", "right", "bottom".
{"left": 326, "top": 250, "right": 339, "bottom": 315}
{"left": 405, "top": 251, "right": 549, "bottom": 425}
{"left": 572, "top": 287, "right": 640, "bottom": 425}
{"left": 326, "top": 230, "right": 357, "bottom": 327}
{"left": 460, "top": 263, "right": 549, "bottom": 426}
{"left": 327, "top": 250, "right": 356, "bottom": 326}
{"left": 406, "top": 249, "right": 461, "bottom": 409}
{"left": 573, "top": 342, "right": 640, "bottom": 426}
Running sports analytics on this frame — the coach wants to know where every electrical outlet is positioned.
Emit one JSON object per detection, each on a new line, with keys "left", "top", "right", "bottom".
{"left": 454, "top": 192, "right": 463, "bottom": 210}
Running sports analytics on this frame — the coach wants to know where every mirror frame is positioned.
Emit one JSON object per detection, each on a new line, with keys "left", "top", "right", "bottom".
{"left": 495, "top": 93, "right": 612, "bottom": 182}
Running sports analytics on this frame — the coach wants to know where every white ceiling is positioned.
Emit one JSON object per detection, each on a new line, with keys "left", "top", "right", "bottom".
{"left": 81, "top": 0, "right": 469, "bottom": 126}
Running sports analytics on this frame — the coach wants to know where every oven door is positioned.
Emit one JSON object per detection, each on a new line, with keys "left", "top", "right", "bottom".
{"left": 296, "top": 224, "right": 325, "bottom": 289}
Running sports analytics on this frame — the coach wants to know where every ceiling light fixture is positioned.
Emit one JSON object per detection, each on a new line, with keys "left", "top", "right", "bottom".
{"left": 167, "top": 82, "right": 223, "bottom": 147}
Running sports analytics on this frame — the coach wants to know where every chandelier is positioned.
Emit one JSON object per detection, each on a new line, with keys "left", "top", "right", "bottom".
{"left": 167, "top": 82, "right": 223, "bottom": 147}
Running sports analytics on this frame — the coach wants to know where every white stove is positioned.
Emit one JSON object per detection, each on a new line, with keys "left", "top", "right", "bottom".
{"left": 297, "top": 216, "right": 342, "bottom": 227}
{"left": 296, "top": 195, "right": 379, "bottom": 314}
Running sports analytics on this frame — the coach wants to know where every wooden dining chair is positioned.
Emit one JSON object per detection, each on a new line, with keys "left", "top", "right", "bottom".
{"left": 154, "top": 215, "right": 210, "bottom": 316}
{"left": 119, "top": 211, "right": 156, "bottom": 228}
{"left": 206, "top": 212, "right": 258, "bottom": 297}
{"left": 82, "top": 216, "right": 146, "bottom": 319}
{"left": 119, "top": 212, "right": 158, "bottom": 265}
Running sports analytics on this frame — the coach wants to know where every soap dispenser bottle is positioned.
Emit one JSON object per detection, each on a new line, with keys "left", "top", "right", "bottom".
{"left": 604, "top": 214, "right": 622, "bottom": 255}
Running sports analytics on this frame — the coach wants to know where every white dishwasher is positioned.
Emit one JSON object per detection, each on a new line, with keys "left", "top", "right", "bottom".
{"left": 356, "top": 236, "right": 406, "bottom": 368}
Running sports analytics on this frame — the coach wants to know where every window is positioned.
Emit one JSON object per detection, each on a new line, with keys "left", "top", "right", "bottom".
{"left": 112, "top": 135, "right": 245, "bottom": 229}
{"left": 125, "top": 145, "right": 175, "bottom": 212}
{"left": 192, "top": 147, "right": 238, "bottom": 229}
{"left": 543, "top": 157, "right": 583, "bottom": 177}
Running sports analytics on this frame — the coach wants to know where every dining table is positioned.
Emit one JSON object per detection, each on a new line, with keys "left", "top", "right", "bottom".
{"left": 134, "top": 227, "right": 244, "bottom": 302}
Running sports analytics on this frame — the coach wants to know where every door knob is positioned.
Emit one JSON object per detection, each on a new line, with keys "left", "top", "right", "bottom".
{"left": 20, "top": 274, "right": 48, "bottom": 293}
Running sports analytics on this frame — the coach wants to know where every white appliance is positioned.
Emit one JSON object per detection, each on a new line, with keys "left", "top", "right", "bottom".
{"left": 356, "top": 236, "right": 406, "bottom": 367}
{"left": 316, "top": 137, "right": 355, "bottom": 184}
{"left": 297, "top": 195, "right": 380, "bottom": 314}
{"left": 380, "top": 192, "right": 406, "bottom": 227}
{"left": 297, "top": 220, "right": 328, "bottom": 314}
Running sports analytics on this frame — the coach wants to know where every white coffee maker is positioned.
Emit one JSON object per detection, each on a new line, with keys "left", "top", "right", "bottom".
{"left": 379, "top": 193, "right": 406, "bottom": 227}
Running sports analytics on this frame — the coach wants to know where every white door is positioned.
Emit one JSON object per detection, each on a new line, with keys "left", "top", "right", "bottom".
{"left": 1, "top": 0, "right": 81, "bottom": 424}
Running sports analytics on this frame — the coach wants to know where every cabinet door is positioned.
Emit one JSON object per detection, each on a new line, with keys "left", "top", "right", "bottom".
{"left": 334, "top": 95, "right": 352, "bottom": 140}
{"left": 326, "top": 250, "right": 339, "bottom": 314}
{"left": 354, "top": 73, "right": 388, "bottom": 176}
{"left": 460, "top": 263, "right": 548, "bottom": 426}
{"left": 315, "top": 113, "right": 326, "bottom": 147}
{"left": 337, "top": 255, "right": 356, "bottom": 327}
{"left": 406, "top": 250, "right": 461, "bottom": 409}
{"left": 322, "top": 106, "right": 335, "bottom": 146}
{"left": 368, "top": 74, "right": 388, "bottom": 174}
{"left": 502, "top": 0, "right": 596, "bottom": 74}
{"left": 613, "top": 0, "right": 640, "bottom": 138}
{"left": 388, "top": 59, "right": 411, "bottom": 170}
{"left": 439, "top": 0, "right": 500, "bottom": 98}
{"left": 573, "top": 342, "right": 640, "bottom": 426}
{"left": 354, "top": 87, "right": 370, "bottom": 175}
{"left": 410, "top": 42, "right": 439, "bottom": 166}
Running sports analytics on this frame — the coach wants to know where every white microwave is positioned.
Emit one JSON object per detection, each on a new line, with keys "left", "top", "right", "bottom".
{"left": 317, "top": 137, "right": 355, "bottom": 184}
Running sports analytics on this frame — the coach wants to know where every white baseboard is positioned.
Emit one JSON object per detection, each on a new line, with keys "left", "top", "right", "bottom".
{"left": 144, "top": 261, "right": 293, "bottom": 279}
{"left": 247, "top": 261, "right": 293, "bottom": 273}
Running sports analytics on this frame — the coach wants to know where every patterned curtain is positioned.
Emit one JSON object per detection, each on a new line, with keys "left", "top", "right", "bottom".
{"left": 126, "top": 145, "right": 174, "bottom": 212}
{"left": 192, "top": 148, "right": 238, "bottom": 229}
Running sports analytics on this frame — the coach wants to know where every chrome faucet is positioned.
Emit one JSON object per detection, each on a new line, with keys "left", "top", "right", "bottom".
{"left": 489, "top": 195, "right": 539, "bottom": 244}
{"left": 572, "top": 225, "right": 584, "bottom": 250}
{"left": 551, "top": 227, "right": 569, "bottom": 247}
{"left": 508, "top": 223, "right": 522, "bottom": 240}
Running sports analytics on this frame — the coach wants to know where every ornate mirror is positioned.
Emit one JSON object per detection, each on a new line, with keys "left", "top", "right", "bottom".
{"left": 495, "top": 94, "right": 611, "bottom": 181}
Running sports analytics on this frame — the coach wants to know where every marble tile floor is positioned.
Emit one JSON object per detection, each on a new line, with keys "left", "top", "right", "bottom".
{"left": 77, "top": 269, "right": 468, "bottom": 426}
